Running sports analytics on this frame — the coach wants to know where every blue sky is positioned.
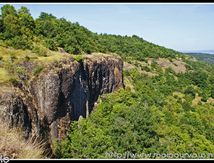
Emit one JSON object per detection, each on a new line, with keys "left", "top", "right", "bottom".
{"left": 0, "top": 3, "right": 214, "bottom": 52}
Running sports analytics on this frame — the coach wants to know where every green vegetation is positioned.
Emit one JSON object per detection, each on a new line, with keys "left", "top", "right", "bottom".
{"left": 0, "top": 4, "right": 181, "bottom": 60}
{"left": 56, "top": 61, "right": 214, "bottom": 159}
{"left": 73, "top": 55, "right": 84, "bottom": 62}
{"left": 0, "top": 4, "right": 183, "bottom": 87}
{"left": 0, "top": 4, "right": 214, "bottom": 159}
{"left": 0, "top": 68, "right": 10, "bottom": 84}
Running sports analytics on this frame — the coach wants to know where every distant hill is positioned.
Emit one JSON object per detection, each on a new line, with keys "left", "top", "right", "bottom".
{"left": 186, "top": 52, "right": 214, "bottom": 64}
{"left": 182, "top": 50, "right": 214, "bottom": 54}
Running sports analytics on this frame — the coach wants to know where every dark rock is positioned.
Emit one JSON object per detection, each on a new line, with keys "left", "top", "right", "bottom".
{"left": 0, "top": 54, "right": 124, "bottom": 150}
{"left": 0, "top": 93, "right": 31, "bottom": 139}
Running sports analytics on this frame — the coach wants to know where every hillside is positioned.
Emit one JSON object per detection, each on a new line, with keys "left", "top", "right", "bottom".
{"left": 56, "top": 57, "right": 214, "bottom": 159}
{"left": 0, "top": 5, "right": 214, "bottom": 159}
{"left": 0, "top": 5, "right": 181, "bottom": 60}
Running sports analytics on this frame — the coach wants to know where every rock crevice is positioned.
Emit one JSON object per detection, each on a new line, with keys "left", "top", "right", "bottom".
{"left": 0, "top": 54, "right": 123, "bottom": 145}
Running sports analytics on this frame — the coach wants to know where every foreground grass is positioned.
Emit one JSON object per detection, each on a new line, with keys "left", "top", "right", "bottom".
{"left": 0, "top": 45, "right": 87, "bottom": 85}
{"left": 0, "top": 121, "right": 44, "bottom": 159}
{"left": 0, "top": 68, "right": 11, "bottom": 84}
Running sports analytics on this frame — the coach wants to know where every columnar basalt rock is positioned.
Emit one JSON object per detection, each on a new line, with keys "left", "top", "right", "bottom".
{"left": 0, "top": 54, "right": 124, "bottom": 147}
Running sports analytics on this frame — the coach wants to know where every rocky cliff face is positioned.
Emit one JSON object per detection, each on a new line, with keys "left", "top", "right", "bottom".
{"left": 0, "top": 54, "right": 123, "bottom": 149}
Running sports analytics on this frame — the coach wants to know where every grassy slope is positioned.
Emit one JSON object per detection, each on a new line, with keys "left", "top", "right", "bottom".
{"left": 0, "top": 45, "right": 84, "bottom": 86}
{"left": 0, "top": 120, "right": 44, "bottom": 159}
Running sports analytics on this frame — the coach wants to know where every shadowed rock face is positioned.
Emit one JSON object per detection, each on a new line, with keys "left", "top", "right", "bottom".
{"left": 0, "top": 93, "right": 31, "bottom": 139}
{"left": 0, "top": 54, "right": 123, "bottom": 147}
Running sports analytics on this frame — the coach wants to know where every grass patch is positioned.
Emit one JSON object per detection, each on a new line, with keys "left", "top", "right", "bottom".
{"left": 33, "top": 65, "right": 44, "bottom": 76}
{"left": 0, "top": 120, "right": 44, "bottom": 159}
{"left": 0, "top": 46, "right": 69, "bottom": 85}
{"left": 32, "top": 45, "right": 48, "bottom": 57}
{"left": 0, "top": 68, "right": 11, "bottom": 84}
{"left": 36, "top": 51, "right": 69, "bottom": 65}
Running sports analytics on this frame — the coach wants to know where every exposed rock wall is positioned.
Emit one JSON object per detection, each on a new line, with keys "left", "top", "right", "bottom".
{"left": 0, "top": 54, "right": 123, "bottom": 147}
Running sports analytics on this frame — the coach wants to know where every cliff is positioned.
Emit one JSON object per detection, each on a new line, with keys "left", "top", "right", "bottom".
{"left": 0, "top": 53, "right": 124, "bottom": 150}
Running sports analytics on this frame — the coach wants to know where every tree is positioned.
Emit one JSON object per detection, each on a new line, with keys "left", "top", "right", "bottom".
{"left": 35, "top": 12, "right": 57, "bottom": 37}
{"left": 1, "top": 4, "right": 17, "bottom": 19}
{"left": 18, "top": 6, "right": 35, "bottom": 36}
{"left": 188, "top": 71, "right": 208, "bottom": 89}
{"left": 0, "top": 14, "right": 4, "bottom": 33}
{"left": 1, "top": 4, "right": 20, "bottom": 39}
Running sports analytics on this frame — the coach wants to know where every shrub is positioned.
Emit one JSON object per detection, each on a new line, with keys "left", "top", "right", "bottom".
{"left": 5, "top": 35, "right": 33, "bottom": 50}
{"left": 73, "top": 55, "right": 83, "bottom": 62}
{"left": 73, "top": 47, "right": 81, "bottom": 55}
{"left": 184, "top": 86, "right": 196, "bottom": 98}
{"left": 32, "top": 45, "right": 48, "bottom": 57}
{"left": 211, "top": 87, "right": 214, "bottom": 98}
{"left": 188, "top": 71, "right": 208, "bottom": 89}
{"left": 45, "top": 39, "right": 58, "bottom": 51}
{"left": 86, "top": 49, "right": 92, "bottom": 54}
{"left": 142, "top": 66, "right": 150, "bottom": 72}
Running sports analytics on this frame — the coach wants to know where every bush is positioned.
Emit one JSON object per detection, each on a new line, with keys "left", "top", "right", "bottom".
{"left": 141, "top": 66, "right": 150, "bottom": 72}
{"left": 73, "top": 47, "right": 81, "bottom": 55}
{"left": 211, "top": 87, "right": 214, "bottom": 98}
{"left": 86, "top": 49, "right": 92, "bottom": 54}
{"left": 188, "top": 71, "right": 208, "bottom": 88}
{"left": 32, "top": 45, "right": 48, "bottom": 57}
{"left": 45, "top": 39, "right": 58, "bottom": 51}
{"left": 5, "top": 35, "right": 33, "bottom": 50}
{"left": 184, "top": 86, "right": 196, "bottom": 98}
{"left": 73, "top": 55, "right": 83, "bottom": 62}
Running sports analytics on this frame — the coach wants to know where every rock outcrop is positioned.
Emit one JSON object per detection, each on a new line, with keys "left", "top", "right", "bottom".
{"left": 0, "top": 54, "right": 123, "bottom": 149}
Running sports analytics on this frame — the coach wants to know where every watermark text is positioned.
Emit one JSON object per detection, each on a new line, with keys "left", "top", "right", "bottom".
{"left": 0, "top": 155, "right": 9, "bottom": 163}
{"left": 105, "top": 151, "right": 214, "bottom": 159}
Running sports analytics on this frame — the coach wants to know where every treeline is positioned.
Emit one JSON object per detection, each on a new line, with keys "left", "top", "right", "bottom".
{"left": 0, "top": 4, "right": 181, "bottom": 59}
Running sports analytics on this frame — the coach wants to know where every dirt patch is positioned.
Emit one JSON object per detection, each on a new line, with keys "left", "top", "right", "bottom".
{"left": 124, "top": 62, "right": 136, "bottom": 71}
{"left": 156, "top": 58, "right": 187, "bottom": 73}
{"left": 192, "top": 94, "right": 202, "bottom": 106}
{"left": 207, "top": 98, "right": 214, "bottom": 104}
{"left": 140, "top": 70, "right": 158, "bottom": 77}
